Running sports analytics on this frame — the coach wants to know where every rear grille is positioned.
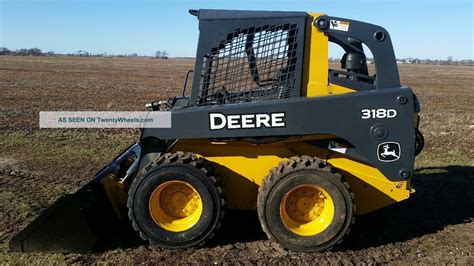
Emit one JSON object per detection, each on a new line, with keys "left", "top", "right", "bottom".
{"left": 197, "top": 24, "right": 300, "bottom": 106}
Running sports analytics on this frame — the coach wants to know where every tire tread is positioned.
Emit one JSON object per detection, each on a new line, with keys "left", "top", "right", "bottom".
{"left": 127, "top": 152, "right": 225, "bottom": 248}
{"left": 257, "top": 156, "right": 355, "bottom": 251}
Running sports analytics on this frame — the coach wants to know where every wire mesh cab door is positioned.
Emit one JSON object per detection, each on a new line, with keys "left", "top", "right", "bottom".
{"left": 190, "top": 10, "right": 307, "bottom": 106}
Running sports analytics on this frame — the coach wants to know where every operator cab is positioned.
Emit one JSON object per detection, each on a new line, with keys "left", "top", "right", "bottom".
{"left": 329, "top": 37, "right": 376, "bottom": 91}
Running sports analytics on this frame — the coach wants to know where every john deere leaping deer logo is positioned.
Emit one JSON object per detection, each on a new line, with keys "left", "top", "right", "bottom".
{"left": 377, "top": 142, "right": 401, "bottom": 162}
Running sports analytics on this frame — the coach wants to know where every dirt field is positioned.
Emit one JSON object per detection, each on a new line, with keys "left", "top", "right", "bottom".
{"left": 0, "top": 56, "right": 473, "bottom": 264}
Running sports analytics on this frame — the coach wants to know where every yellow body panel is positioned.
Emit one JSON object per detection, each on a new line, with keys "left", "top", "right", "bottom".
{"left": 326, "top": 156, "right": 411, "bottom": 214}
{"left": 328, "top": 83, "right": 356, "bottom": 95}
{"left": 171, "top": 139, "right": 411, "bottom": 214}
{"left": 302, "top": 12, "right": 328, "bottom": 97}
{"left": 302, "top": 13, "right": 356, "bottom": 97}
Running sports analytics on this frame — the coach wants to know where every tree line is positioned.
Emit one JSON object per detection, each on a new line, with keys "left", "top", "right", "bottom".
{"left": 0, "top": 47, "right": 170, "bottom": 59}
{"left": 0, "top": 47, "right": 50, "bottom": 56}
{"left": 329, "top": 56, "right": 473, "bottom": 66}
{"left": 1, "top": 47, "right": 472, "bottom": 65}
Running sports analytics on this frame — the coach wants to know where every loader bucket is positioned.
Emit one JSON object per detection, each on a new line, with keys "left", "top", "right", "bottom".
{"left": 9, "top": 143, "right": 142, "bottom": 253}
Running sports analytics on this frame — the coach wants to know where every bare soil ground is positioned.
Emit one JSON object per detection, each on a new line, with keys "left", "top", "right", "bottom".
{"left": 0, "top": 56, "right": 473, "bottom": 264}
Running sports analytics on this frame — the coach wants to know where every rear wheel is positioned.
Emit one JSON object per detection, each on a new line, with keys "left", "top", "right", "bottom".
{"left": 415, "top": 128, "right": 424, "bottom": 156}
{"left": 257, "top": 156, "right": 354, "bottom": 252}
{"left": 127, "top": 152, "right": 224, "bottom": 249}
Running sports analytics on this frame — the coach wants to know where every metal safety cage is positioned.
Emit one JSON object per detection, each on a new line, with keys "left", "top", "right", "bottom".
{"left": 189, "top": 10, "right": 308, "bottom": 106}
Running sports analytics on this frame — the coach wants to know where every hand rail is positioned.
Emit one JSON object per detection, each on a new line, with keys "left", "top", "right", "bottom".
{"left": 182, "top": 70, "right": 194, "bottom": 97}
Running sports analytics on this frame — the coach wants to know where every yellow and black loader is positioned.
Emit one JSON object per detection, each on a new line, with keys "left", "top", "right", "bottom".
{"left": 11, "top": 9, "right": 424, "bottom": 252}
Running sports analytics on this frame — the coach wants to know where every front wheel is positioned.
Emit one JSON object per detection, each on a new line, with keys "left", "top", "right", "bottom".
{"left": 257, "top": 156, "right": 354, "bottom": 252}
{"left": 127, "top": 152, "right": 224, "bottom": 249}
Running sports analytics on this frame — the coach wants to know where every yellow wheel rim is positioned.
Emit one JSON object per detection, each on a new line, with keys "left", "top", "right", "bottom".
{"left": 280, "top": 184, "right": 335, "bottom": 236}
{"left": 149, "top": 181, "right": 203, "bottom": 232}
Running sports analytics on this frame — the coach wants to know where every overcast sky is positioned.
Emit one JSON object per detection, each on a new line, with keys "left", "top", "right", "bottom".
{"left": 1, "top": 0, "right": 472, "bottom": 59}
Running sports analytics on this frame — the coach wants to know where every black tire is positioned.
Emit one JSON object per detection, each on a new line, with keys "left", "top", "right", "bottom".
{"left": 415, "top": 128, "right": 424, "bottom": 156}
{"left": 127, "top": 152, "right": 224, "bottom": 249}
{"left": 257, "top": 156, "right": 355, "bottom": 252}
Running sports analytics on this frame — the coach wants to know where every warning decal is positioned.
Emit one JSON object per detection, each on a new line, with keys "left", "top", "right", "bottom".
{"left": 329, "top": 20, "right": 350, "bottom": 32}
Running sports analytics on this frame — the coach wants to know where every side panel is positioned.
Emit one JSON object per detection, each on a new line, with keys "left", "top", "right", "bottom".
{"left": 143, "top": 87, "right": 416, "bottom": 181}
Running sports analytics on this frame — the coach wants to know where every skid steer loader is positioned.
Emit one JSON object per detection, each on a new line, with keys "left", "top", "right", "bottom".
{"left": 10, "top": 9, "right": 424, "bottom": 253}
